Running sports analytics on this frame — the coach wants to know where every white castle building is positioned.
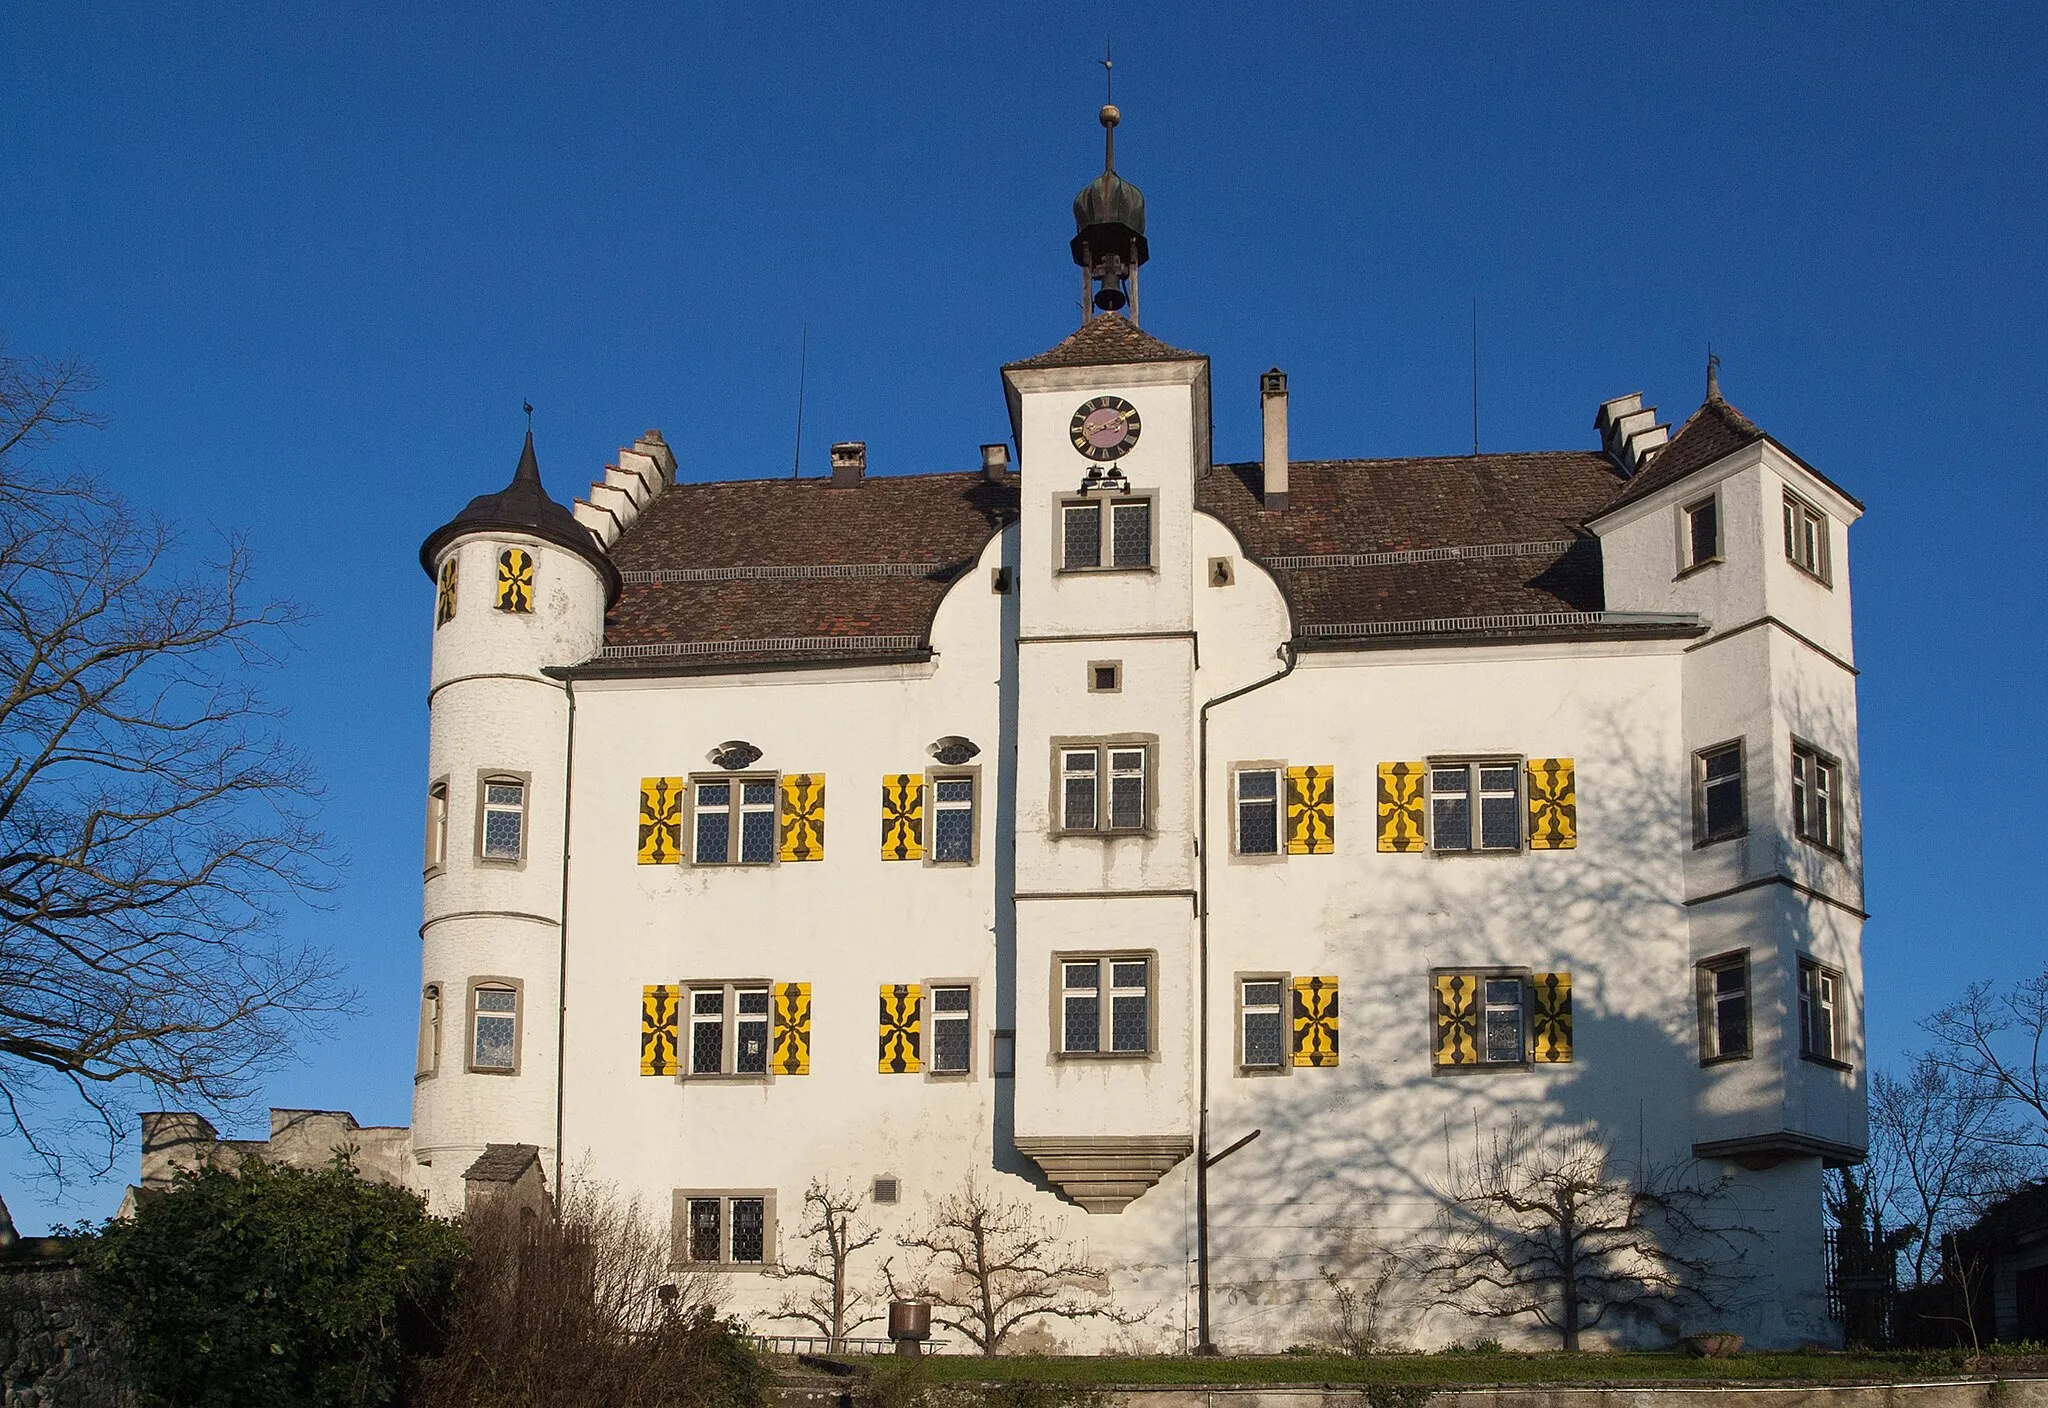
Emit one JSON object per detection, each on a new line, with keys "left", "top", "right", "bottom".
{"left": 409, "top": 106, "right": 1867, "bottom": 1352}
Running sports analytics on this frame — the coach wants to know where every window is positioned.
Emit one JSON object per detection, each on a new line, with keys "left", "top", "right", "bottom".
{"left": 1058, "top": 955, "right": 1152, "bottom": 1056}
{"left": 1783, "top": 491, "right": 1831, "bottom": 582}
{"left": 929, "top": 986, "right": 971, "bottom": 1074}
{"left": 469, "top": 981, "right": 519, "bottom": 1072}
{"left": 1088, "top": 661, "right": 1121, "bottom": 693}
{"left": 1057, "top": 742, "right": 1151, "bottom": 834}
{"left": 1791, "top": 742, "right": 1842, "bottom": 851}
{"left": 688, "top": 983, "right": 772, "bottom": 1076}
{"left": 417, "top": 984, "right": 441, "bottom": 1076}
{"left": 1798, "top": 959, "right": 1844, "bottom": 1064}
{"left": 1239, "top": 977, "right": 1285, "bottom": 1070}
{"left": 1235, "top": 768, "right": 1280, "bottom": 856}
{"left": 1694, "top": 741, "right": 1746, "bottom": 844}
{"left": 1683, "top": 495, "right": 1721, "bottom": 570}
{"left": 479, "top": 776, "right": 526, "bottom": 861}
{"left": 1482, "top": 977, "right": 1526, "bottom": 1064}
{"left": 693, "top": 776, "right": 777, "bottom": 865}
{"left": 931, "top": 775, "right": 975, "bottom": 864}
{"left": 676, "top": 1191, "right": 775, "bottom": 1268}
{"left": 1430, "top": 761, "right": 1521, "bottom": 851}
{"left": 425, "top": 780, "right": 449, "bottom": 872}
{"left": 1059, "top": 498, "right": 1152, "bottom": 571}
{"left": 1696, "top": 954, "right": 1751, "bottom": 1061}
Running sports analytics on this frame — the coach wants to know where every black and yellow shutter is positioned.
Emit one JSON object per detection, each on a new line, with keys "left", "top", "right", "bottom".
{"left": 882, "top": 773, "right": 923, "bottom": 861}
{"left": 495, "top": 548, "right": 534, "bottom": 613}
{"left": 638, "top": 777, "right": 683, "bottom": 864}
{"left": 879, "top": 983, "right": 922, "bottom": 1073}
{"left": 1527, "top": 758, "right": 1576, "bottom": 849}
{"left": 1532, "top": 971, "right": 1573, "bottom": 1062}
{"left": 1377, "top": 762, "right": 1427, "bottom": 852}
{"left": 772, "top": 982, "right": 811, "bottom": 1075}
{"left": 1285, "top": 766, "right": 1336, "bottom": 855}
{"left": 1291, "top": 976, "right": 1339, "bottom": 1067}
{"left": 1432, "top": 972, "right": 1480, "bottom": 1066}
{"left": 640, "top": 984, "right": 679, "bottom": 1076}
{"left": 779, "top": 774, "right": 825, "bottom": 861}
{"left": 435, "top": 556, "right": 458, "bottom": 626}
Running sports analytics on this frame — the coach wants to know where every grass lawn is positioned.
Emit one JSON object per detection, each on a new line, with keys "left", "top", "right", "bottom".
{"left": 888, "top": 1349, "right": 2022, "bottom": 1386}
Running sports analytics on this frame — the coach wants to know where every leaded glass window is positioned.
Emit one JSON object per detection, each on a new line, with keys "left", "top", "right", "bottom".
{"left": 730, "top": 1198, "right": 766, "bottom": 1263}
{"left": 472, "top": 985, "right": 517, "bottom": 1070}
{"left": 1061, "top": 962, "right": 1099, "bottom": 1053}
{"left": 481, "top": 779, "right": 525, "bottom": 860}
{"left": 1062, "top": 502, "right": 1101, "bottom": 570}
{"left": 1110, "top": 961, "right": 1150, "bottom": 1052}
{"left": 1482, "top": 977, "right": 1525, "bottom": 1064}
{"left": 932, "top": 777, "right": 974, "bottom": 863}
{"left": 1430, "top": 762, "right": 1520, "bottom": 852}
{"left": 1241, "top": 978, "right": 1283, "bottom": 1068}
{"left": 931, "top": 986, "right": 971, "bottom": 1073}
{"left": 1110, "top": 500, "right": 1151, "bottom": 568}
{"left": 1236, "top": 768, "right": 1279, "bottom": 855}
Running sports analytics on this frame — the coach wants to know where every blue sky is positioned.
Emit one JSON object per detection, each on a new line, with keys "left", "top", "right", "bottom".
{"left": 3, "top": 2, "right": 2043, "bottom": 1230}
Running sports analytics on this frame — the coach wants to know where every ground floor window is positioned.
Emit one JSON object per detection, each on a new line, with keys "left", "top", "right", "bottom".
{"left": 674, "top": 1190, "right": 775, "bottom": 1268}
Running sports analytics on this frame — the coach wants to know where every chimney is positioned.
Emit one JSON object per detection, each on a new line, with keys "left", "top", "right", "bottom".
{"left": 980, "top": 443, "right": 1010, "bottom": 484}
{"left": 830, "top": 441, "right": 866, "bottom": 488}
{"left": 1260, "top": 368, "right": 1289, "bottom": 509}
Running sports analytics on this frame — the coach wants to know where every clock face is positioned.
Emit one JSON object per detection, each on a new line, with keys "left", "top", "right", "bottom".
{"left": 1069, "top": 396, "right": 1142, "bottom": 462}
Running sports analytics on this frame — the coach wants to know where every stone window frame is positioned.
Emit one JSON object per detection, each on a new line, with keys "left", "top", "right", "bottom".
{"left": 1087, "top": 660, "right": 1122, "bottom": 693}
{"left": 1426, "top": 966, "right": 1535, "bottom": 1074}
{"left": 1050, "top": 950, "right": 1157, "bottom": 1062}
{"left": 1054, "top": 492, "right": 1158, "bottom": 575}
{"left": 424, "top": 776, "right": 450, "bottom": 876}
{"left": 1234, "top": 970, "right": 1292, "bottom": 1077}
{"left": 1229, "top": 760, "right": 1288, "bottom": 862}
{"left": 473, "top": 769, "right": 532, "bottom": 869}
{"left": 465, "top": 975, "right": 523, "bottom": 1076}
{"left": 1424, "top": 755, "right": 1526, "bottom": 855}
{"left": 925, "top": 767, "right": 980, "bottom": 867}
{"left": 684, "top": 772, "right": 781, "bottom": 868}
{"left": 671, "top": 1188, "right": 778, "bottom": 1271}
{"left": 1050, "top": 736, "right": 1159, "bottom": 838}
{"left": 1677, "top": 489, "right": 1724, "bottom": 577}
{"left": 416, "top": 983, "right": 442, "bottom": 1080}
{"left": 922, "top": 978, "right": 978, "bottom": 1081}
{"left": 681, "top": 978, "right": 777, "bottom": 1083}
{"left": 1693, "top": 739, "right": 1748, "bottom": 847}
{"left": 1696, "top": 950, "right": 1752, "bottom": 1065}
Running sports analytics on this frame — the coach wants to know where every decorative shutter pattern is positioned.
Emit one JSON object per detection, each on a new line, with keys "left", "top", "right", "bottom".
{"left": 778, "top": 774, "right": 825, "bottom": 862}
{"left": 639, "top": 984, "right": 679, "bottom": 1076}
{"left": 879, "top": 983, "right": 922, "bottom": 1073}
{"left": 1527, "top": 758, "right": 1577, "bottom": 850}
{"left": 881, "top": 773, "right": 924, "bottom": 861}
{"left": 495, "top": 548, "right": 534, "bottom": 613}
{"left": 1432, "top": 972, "right": 1481, "bottom": 1066}
{"left": 1290, "top": 975, "right": 1340, "bottom": 1067}
{"left": 1284, "top": 766, "right": 1336, "bottom": 855}
{"left": 1532, "top": 971, "right": 1573, "bottom": 1062}
{"left": 637, "top": 777, "right": 683, "bottom": 864}
{"left": 772, "top": 982, "right": 811, "bottom": 1075}
{"left": 1377, "top": 762, "right": 1427, "bottom": 852}
{"left": 435, "top": 557, "right": 458, "bottom": 626}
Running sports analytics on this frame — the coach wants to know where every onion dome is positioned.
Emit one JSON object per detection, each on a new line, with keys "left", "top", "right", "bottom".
{"left": 1071, "top": 104, "right": 1149, "bottom": 313}
{"left": 419, "top": 430, "right": 622, "bottom": 604}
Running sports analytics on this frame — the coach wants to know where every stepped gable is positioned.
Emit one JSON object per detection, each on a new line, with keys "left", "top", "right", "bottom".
{"left": 598, "top": 471, "right": 1019, "bottom": 670}
{"left": 1600, "top": 395, "right": 1766, "bottom": 512}
{"left": 1199, "top": 451, "right": 1651, "bottom": 638}
{"left": 1004, "top": 312, "right": 1202, "bottom": 370}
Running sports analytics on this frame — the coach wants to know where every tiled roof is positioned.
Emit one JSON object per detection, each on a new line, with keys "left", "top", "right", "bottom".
{"left": 462, "top": 1143, "right": 542, "bottom": 1184}
{"left": 1003, "top": 313, "right": 1202, "bottom": 370}
{"left": 1598, "top": 397, "right": 1765, "bottom": 512}
{"left": 597, "top": 472, "right": 1018, "bottom": 669}
{"left": 1197, "top": 453, "right": 1633, "bottom": 637}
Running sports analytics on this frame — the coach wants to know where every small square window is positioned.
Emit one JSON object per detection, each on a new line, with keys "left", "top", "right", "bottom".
{"left": 1089, "top": 661, "right": 1121, "bottom": 693}
{"left": 1683, "top": 496, "right": 1720, "bottom": 569}
{"left": 1695, "top": 741, "right": 1746, "bottom": 844}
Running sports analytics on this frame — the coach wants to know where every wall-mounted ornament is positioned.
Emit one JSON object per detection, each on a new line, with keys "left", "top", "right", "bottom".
{"left": 929, "top": 736, "right": 980, "bottom": 767}
{"left": 709, "top": 741, "right": 763, "bottom": 772}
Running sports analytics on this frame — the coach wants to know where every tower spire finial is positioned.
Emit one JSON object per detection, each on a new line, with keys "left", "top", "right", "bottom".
{"left": 1706, "top": 346, "right": 1722, "bottom": 402}
{"left": 1099, "top": 42, "right": 1118, "bottom": 172}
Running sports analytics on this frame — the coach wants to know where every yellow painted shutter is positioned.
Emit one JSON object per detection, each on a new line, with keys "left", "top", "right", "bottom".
{"left": 495, "top": 547, "right": 534, "bottom": 613}
{"left": 1284, "top": 766, "right": 1336, "bottom": 855}
{"left": 1527, "top": 758, "right": 1577, "bottom": 850}
{"left": 435, "top": 556, "right": 458, "bottom": 626}
{"left": 1432, "top": 972, "right": 1480, "bottom": 1066}
{"left": 778, "top": 773, "right": 825, "bottom": 862}
{"left": 1533, "top": 971, "right": 1573, "bottom": 1062}
{"left": 640, "top": 984, "right": 679, "bottom": 1076}
{"left": 637, "top": 777, "right": 683, "bottom": 864}
{"left": 881, "top": 773, "right": 924, "bottom": 861}
{"left": 879, "top": 983, "right": 922, "bottom": 1073}
{"left": 1377, "top": 762, "right": 1427, "bottom": 852}
{"left": 772, "top": 982, "right": 811, "bottom": 1075}
{"left": 1291, "top": 975, "right": 1339, "bottom": 1067}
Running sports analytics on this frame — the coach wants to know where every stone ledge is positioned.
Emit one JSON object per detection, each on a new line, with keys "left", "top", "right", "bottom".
{"left": 1012, "top": 1135, "right": 1192, "bottom": 1213}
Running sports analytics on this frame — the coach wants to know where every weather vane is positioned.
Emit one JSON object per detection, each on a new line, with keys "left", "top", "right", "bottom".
{"left": 1101, "top": 40, "right": 1113, "bottom": 106}
{"left": 523, "top": 400, "right": 533, "bottom": 430}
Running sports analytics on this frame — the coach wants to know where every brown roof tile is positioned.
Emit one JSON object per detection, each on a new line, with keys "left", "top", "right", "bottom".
{"left": 1599, "top": 397, "right": 1764, "bottom": 512}
{"left": 1003, "top": 313, "right": 1202, "bottom": 370}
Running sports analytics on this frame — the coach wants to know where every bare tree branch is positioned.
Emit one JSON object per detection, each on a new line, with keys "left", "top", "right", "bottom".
{"left": 0, "top": 338, "right": 348, "bottom": 1179}
{"left": 1923, "top": 968, "right": 2048, "bottom": 1155}
{"left": 768, "top": 1177, "right": 884, "bottom": 1346}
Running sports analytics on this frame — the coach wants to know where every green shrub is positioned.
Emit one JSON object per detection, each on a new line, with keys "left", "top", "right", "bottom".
{"left": 81, "top": 1153, "right": 465, "bottom": 1408}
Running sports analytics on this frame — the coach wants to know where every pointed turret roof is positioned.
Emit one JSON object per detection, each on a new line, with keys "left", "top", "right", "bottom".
{"left": 1593, "top": 387, "right": 1861, "bottom": 518}
{"left": 419, "top": 431, "right": 622, "bottom": 603}
{"left": 1003, "top": 312, "right": 1201, "bottom": 371}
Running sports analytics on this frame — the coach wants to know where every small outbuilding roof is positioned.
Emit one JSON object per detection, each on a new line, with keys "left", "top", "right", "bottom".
{"left": 462, "top": 1143, "right": 543, "bottom": 1184}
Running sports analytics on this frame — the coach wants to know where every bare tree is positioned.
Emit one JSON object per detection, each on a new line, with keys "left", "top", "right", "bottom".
{"left": 1414, "top": 1123, "right": 1751, "bottom": 1351}
{"left": 0, "top": 340, "right": 345, "bottom": 1175}
{"left": 1865, "top": 1053, "right": 2039, "bottom": 1286}
{"left": 888, "top": 1172, "right": 1140, "bottom": 1355}
{"left": 769, "top": 1176, "right": 883, "bottom": 1347}
{"left": 1924, "top": 966, "right": 2048, "bottom": 1155}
